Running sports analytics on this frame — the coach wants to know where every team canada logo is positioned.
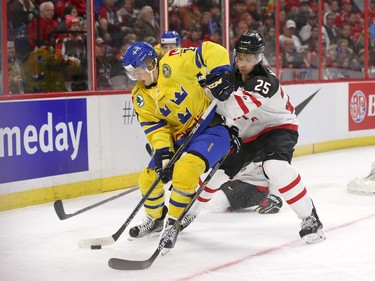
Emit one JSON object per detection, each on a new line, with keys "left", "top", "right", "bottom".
{"left": 350, "top": 90, "right": 367, "bottom": 123}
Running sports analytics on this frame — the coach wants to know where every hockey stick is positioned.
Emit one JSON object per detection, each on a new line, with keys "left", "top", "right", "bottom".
{"left": 108, "top": 151, "right": 229, "bottom": 270}
{"left": 78, "top": 100, "right": 219, "bottom": 249}
{"left": 145, "top": 143, "right": 154, "bottom": 157}
{"left": 55, "top": 144, "right": 153, "bottom": 221}
{"left": 53, "top": 187, "right": 139, "bottom": 220}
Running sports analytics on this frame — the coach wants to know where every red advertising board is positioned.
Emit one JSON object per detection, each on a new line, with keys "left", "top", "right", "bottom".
{"left": 348, "top": 83, "right": 375, "bottom": 131}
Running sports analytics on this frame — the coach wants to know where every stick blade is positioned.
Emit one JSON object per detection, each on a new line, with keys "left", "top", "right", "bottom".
{"left": 108, "top": 257, "right": 153, "bottom": 270}
{"left": 53, "top": 200, "right": 68, "bottom": 220}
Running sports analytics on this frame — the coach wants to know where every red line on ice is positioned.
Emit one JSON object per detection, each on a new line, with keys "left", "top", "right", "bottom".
{"left": 176, "top": 212, "right": 375, "bottom": 281}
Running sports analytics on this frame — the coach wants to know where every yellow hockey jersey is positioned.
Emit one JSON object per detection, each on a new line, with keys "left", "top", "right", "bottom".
{"left": 131, "top": 41, "right": 231, "bottom": 151}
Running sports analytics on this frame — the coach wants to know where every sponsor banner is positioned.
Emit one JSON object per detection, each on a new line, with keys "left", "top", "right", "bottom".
{"left": 0, "top": 99, "right": 88, "bottom": 184}
{"left": 348, "top": 83, "right": 375, "bottom": 131}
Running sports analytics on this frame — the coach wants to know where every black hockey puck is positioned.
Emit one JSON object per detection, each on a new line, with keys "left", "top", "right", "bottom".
{"left": 91, "top": 245, "right": 102, "bottom": 250}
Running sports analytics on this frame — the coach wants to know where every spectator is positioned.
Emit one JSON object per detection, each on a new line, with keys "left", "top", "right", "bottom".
{"left": 96, "top": 18, "right": 112, "bottom": 44}
{"left": 70, "top": 0, "right": 86, "bottom": 17}
{"left": 123, "top": 31, "right": 138, "bottom": 42}
{"left": 338, "top": 23, "right": 355, "bottom": 51}
{"left": 323, "top": 0, "right": 339, "bottom": 25}
{"left": 80, "top": 17, "right": 87, "bottom": 33}
{"left": 325, "top": 43, "right": 338, "bottom": 68}
{"left": 133, "top": 5, "right": 160, "bottom": 42}
{"left": 281, "top": 37, "right": 309, "bottom": 69}
{"left": 95, "top": 37, "right": 112, "bottom": 90}
{"left": 232, "top": 20, "right": 249, "bottom": 49}
{"left": 7, "top": 40, "right": 25, "bottom": 94}
{"left": 258, "top": 13, "right": 274, "bottom": 37}
{"left": 209, "top": 4, "right": 222, "bottom": 31}
{"left": 199, "top": 11, "right": 214, "bottom": 39}
{"left": 28, "top": 1, "right": 58, "bottom": 49}
{"left": 239, "top": 12, "right": 256, "bottom": 31}
{"left": 181, "top": 24, "right": 203, "bottom": 48}
{"left": 54, "top": 0, "right": 86, "bottom": 19}
{"left": 279, "top": 19, "right": 302, "bottom": 50}
{"left": 351, "top": 48, "right": 365, "bottom": 73}
{"left": 98, "top": 0, "right": 125, "bottom": 47}
{"left": 118, "top": 0, "right": 139, "bottom": 28}
{"left": 278, "top": 9, "right": 287, "bottom": 33}
{"left": 8, "top": 0, "right": 36, "bottom": 38}
{"left": 230, "top": 0, "right": 248, "bottom": 28}
{"left": 335, "top": 38, "right": 354, "bottom": 69}
{"left": 347, "top": 12, "right": 363, "bottom": 42}
{"left": 335, "top": 0, "right": 352, "bottom": 29}
{"left": 168, "top": 8, "right": 183, "bottom": 35}
{"left": 58, "top": 5, "right": 79, "bottom": 31}
{"left": 305, "top": 26, "right": 320, "bottom": 68}
{"left": 322, "top": 12, "right": 340, "bottom": 49}
{"left": 110, "top": 39, "right": 136, "bottom": 90}
{"left": 55, "top": 15, "right": 87, "bottom": 91}
{"left": 294, "top": 0, "right": 313, "bottom": 30}
{"left": 204, "top": 28, "right": 222, "bottom": 45}
{"left": 263, "top": 26, "right": 276, "bottom": 66}
{"left": 247, "top": 0, "right": 262, "bottom": 22}
{"left": 8, "top": 0, "right": 37, "bottom": 59}
{"left": 299, "top": 13, "right": 318, "bottom": 43}
{"left": 191, "top": 0, "right": 214, "bottom": 13}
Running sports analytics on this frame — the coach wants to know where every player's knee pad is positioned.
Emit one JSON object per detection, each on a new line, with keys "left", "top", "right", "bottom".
{"left": 139, "top": 167, "right": 165, "bottom": 218}
{"left": 172, "top": 153, "right": 206, "bottom": 192}
{"left": 263, "top": 159, "right": 297, "bottom": 185}
{"left": 139, "top": 167, "right": 164, "bottom": 194}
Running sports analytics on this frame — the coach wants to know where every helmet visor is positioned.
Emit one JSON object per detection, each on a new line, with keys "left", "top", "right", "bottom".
{"left": 123, "top": 58, "right": 156, "bottom": 81}
{"left": 234, "top": 52, "right": 263, "bottom": 65}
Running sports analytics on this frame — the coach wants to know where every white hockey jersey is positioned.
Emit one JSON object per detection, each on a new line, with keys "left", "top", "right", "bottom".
{"left": 216, "top": 64, "right": 299, "bottom": 142}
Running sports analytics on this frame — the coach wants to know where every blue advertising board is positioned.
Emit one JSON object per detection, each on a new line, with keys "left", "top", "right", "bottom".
{"left": 0, "top": 99, "right": 89, "bottom": 184}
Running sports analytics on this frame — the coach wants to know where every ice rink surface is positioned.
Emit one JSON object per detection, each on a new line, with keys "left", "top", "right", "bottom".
{"left": 1, "top": 146, "right": 375, "bottom": 281}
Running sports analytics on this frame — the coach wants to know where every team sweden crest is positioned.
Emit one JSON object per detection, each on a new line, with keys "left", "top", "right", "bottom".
{"left": 162, "top": 64, "right": 172, "bottom": 78}
{"left": 135, "top": 94, "right": 145, "bottom": 107}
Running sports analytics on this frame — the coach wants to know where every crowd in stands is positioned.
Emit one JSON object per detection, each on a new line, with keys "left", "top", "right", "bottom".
{"left": 5, "top": 0, "right": 375, "bottom": 94}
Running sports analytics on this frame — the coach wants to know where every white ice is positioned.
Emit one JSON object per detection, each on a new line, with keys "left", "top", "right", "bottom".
{"left": 1, "top": 146, "right": 375, "bottom": 281}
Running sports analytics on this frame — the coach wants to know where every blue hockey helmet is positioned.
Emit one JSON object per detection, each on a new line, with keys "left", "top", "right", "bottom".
{"left": 161, "top": 31, "right": 181, "bottom": 46}
{"left": 122, "top": 41, "right": 157, "bottom": 80}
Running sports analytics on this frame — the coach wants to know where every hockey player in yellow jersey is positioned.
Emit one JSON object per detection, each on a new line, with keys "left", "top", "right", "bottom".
{"left": 121, "top": 41, "right": 236, "bottom": 249}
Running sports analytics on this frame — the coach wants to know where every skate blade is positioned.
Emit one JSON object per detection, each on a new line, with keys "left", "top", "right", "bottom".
{"left": 161, "top": 248, "right": 171, "bottom": 256}
{"left": 127, "top": 231, "right": 162, "bottom": 241}
{"left": 303, "top": 229, "right": 326, "bottom": 244}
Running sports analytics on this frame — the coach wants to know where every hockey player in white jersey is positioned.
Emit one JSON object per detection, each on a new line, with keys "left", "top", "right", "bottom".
{"left": 191, "top": 31, "right": 325, "bottom": 244}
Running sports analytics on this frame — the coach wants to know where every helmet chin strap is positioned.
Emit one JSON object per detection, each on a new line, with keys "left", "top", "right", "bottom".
{"left": 146, "top": 58, "right": 158, "bottom": 84}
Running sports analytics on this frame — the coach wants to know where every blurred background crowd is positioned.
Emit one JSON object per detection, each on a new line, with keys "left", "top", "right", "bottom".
{"left": 4, "top": 0, "right": 375, "bottom": 94}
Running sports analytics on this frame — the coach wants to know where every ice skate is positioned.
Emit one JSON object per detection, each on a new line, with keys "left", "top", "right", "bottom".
{"left": 161, "top": 218, "right": 180, "bottom": 255}
{"left": 180, "top": 214, "right": 196, "bottom": 231}
{"left": 299, "top": 204, "right": 326, "bottom": 244}
{"left": 129, "top": 206, "right": 167, "bottom": 239}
